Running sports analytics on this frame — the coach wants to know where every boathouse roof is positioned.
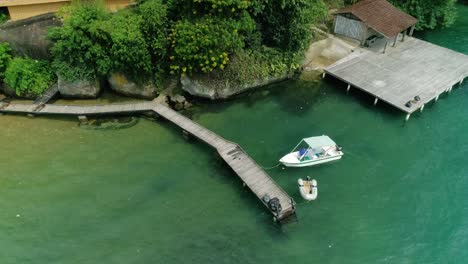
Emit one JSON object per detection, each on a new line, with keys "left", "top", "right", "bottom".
{"left": 334, "top": 0, "right": 417, "bottom": 38}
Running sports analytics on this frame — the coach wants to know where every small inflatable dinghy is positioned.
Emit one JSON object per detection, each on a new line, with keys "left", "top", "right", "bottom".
{"left": 297, "top": 176, "right": 318, "bottom": 201}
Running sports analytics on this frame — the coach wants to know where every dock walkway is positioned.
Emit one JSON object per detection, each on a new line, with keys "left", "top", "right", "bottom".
{"left": 0, "top": 100, "right": 296, "bottom": 222}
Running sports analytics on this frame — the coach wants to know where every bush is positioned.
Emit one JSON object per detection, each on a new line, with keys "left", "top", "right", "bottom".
{"left": 211, "top": 47, "right": 298, "bottom": 85}
{"left": 391, "top": 0, "right": 457, "bottom": 30}
{"left": 0, "top": 42, "right": 12, "bottom": 79}
{"left": 4, "top": 58, "right": 55, "bottom": 97}
{"left": 255, "top": 0, "right": 327, "bottom": 52}
{"left": 48, "top": 2, "right": 112, "bottom": 81}
{"left": 138, "top": 0, "right": 169, "bottom": 64}
{"left": 101, "top": 10, "right": 153, "bottom": 82}
{"left": 168, "top": 15, "right": 255, "bottom": 74}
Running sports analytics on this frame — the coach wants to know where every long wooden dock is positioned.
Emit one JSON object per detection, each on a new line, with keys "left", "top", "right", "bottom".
{"left": 0, "top": 100, "right": 296, "bottom": 222}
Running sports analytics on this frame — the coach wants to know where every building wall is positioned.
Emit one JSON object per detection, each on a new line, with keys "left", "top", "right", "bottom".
{"left": 334, "top": 15, "right": 367, "bottom": 43}
{"left": 7, "top": 1, "right": 66, "bottom": 20}
{"left": 3, "top": 0, "right": 132, "bottom": 21}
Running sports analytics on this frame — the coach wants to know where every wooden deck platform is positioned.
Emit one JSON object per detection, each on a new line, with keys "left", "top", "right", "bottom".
{"left": 324, "top": 37, "right": 468, "bottom": 117}
{"left": 0, "top": 100, "right": 296, "bottom": 222}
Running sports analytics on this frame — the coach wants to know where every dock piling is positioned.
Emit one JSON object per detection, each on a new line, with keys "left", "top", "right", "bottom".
{"left": 405, "top": 114, "right": 411, "bottom": 122}
{"left": 373, "top": 98, "right": 379, "bottom": 106}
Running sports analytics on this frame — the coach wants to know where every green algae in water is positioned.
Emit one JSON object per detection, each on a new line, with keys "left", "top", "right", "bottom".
{"left": 2, "top": 5, "right": 468, "bottom": 263}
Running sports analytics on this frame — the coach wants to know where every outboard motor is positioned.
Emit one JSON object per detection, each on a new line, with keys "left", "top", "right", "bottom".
{"left": 336, "top": 145, "right": 343, "bottom": 151}
{"left": 268, "top": 197, "right": 282, "bottom": 213}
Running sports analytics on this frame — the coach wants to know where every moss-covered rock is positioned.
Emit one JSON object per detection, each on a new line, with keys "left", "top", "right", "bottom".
{"left": 181, "top": 72, "right": 291, "bottom": 100}
{"left": 57, "top": 76, "right": 102, "bottom": 98}
{"left": 108, "top": 73, "right": 157, "bottom": 99}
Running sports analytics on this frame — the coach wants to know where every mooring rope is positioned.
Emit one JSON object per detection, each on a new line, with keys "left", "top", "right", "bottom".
{"left": 261, "top": 163, "right": 281, "bottom": 170}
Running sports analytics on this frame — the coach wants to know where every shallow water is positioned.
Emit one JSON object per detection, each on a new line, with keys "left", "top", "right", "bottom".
{"left": 2, "top": 6, "right": 468, "bottom": 264}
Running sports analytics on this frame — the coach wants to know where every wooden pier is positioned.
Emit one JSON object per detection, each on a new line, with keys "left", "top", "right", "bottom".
{"left": 33, "top": 84, "right": 59, "bottom": 105}
{"left": 324, "top": 37, "right": 468, "bottom": 120}
{"left": 0, "top": 100, "right": 296, "bottom": 222}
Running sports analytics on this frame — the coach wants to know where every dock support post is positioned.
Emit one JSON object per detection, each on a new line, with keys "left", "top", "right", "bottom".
{"left": 346, "top": 84, "right": 351, "bottom": 93}
{"left": 435, "top": 95, "right": 439, "bottom": 102}
{"left": 448, "top": 86, "right": 453, "bottom": 93}
{"left": 373, "top": 98, "right": 379, "bottom": 106}
{"left": 322, "top": 72, "right": 326, "bottom": 78}
{"left": 405, "top": 114, "right": 411, "bottom": 122}
{"left": 420, "top": 104, "right": 425, "bottom": 112}
{"left": 78, "top": 115, "right": 88, "bottom": 125}
{"left": 409, "top": 25, "right": 415, "bottom": 37}
{"left": 182, "top": 130, "right": 192, "bottom": 140}
{"left": 383, "top": 41, "right": 388, "bottom": 53}
{"left": 460, "top": 79, "right": 464, "bottom": 86}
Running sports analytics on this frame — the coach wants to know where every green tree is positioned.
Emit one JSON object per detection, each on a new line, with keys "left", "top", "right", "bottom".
{"left": 0, "top": 42, "right": 12, "bottom": 79}
{"left": 4, "top": 57, "right": 55, "bottom": 97}
{"left": 137, "top": 0, "right": 169, "bottom": 78}
{"left": 48, "top": 2, "right": 112, "bottom": 81}
{"left": 101, "top": 10, "right": 153, "bottom": 81}
{"left": 391, "top": 0, "right": 457, "bottom": 30}
{"left": 255, "top": 0, "right": 327, "bottom": 53}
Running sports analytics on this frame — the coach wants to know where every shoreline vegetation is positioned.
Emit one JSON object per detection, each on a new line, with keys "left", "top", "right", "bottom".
{"left": 0, "top": 0, "right": 461, "bottom": 104}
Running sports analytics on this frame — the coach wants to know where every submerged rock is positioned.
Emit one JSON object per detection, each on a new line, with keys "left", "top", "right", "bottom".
{"left": 181, "top": 73, "right": 291, "bottom": 100}
{"left": 57, "top": 76, "right": 102, "bottom": 98}
{"left": 79, "top": 116, "right": 139, "bottom": 130}
{"left": 108, "top": 73, "right": 158, "bottom": 99}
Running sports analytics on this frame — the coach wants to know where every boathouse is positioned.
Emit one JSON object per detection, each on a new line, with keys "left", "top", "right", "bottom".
{"left": 333, "top": 0, "right": 417, "bottom": 47}
{"left": 0, "top": 0, "right": 131, "bottom": 21}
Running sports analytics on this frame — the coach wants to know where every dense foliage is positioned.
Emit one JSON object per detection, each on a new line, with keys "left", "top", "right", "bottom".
{"left": 48, "top": 0, "right": 169, "bottom": 84}
{"left": 255, "top": 0, "right": 327, "bottom": 52}
{"left": 4, "top": 58, "right": 55, "bottom": 97}
{"left": 48, "top": 3, "right": 111, "bottom": 81}
{"left": 391, "top": 0, "right": 457, "bottom": 30}
{"left": 138, "top": 0, "right": 169, "bottom": 66}
{"left": 0, "top": 42, "right": 12, "bottom": 79}
{"left": 168, "top": 17, "right": 245, "bottom": 74}
{"left": 213, "top": 47, "right": 297, "bottom": 85}
{"left": 47, "top": 0, "right": 330, "bottom": 88}
{"left": 102, "top": 10, "right": 153, "bottom": 81}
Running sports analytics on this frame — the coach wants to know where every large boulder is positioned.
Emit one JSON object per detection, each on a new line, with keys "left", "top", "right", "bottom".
{"left": 0, "top": 81, "right": 36, "bottom": 99}
{"left": 0, "top": 81, "right": 16, "bottom": 97}
{"left": 57, "top": 76, "right": 102, "bottom": 98}
{"left": 108, "top": 73, "right": 157, "bottom": 99}
{"left": 181, "top": 72, "right": 292, "bottom": 100}
{"left": 0, "top": 13, "right": 60, "bottom": 60}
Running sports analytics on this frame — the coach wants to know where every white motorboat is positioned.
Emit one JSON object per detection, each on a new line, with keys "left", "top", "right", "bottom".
{"left": 279, "top": 135, "right": 343, "bottom": 167}
{"left": 298, "top": 177, "right": 318, "bottom": 201}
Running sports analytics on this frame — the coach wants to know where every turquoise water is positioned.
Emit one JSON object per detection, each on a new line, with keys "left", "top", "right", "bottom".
{"left": 2, "top": 6, "right": 468, "bottom": 263}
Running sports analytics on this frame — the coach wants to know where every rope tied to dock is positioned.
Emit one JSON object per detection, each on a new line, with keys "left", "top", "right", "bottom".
{"left": 261, "top": 163, "right": 281, "bottom": 170}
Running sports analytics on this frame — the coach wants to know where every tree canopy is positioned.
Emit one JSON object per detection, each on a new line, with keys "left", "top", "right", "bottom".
{"left": 390, "top": 0, "right": 457, "bottom": 30}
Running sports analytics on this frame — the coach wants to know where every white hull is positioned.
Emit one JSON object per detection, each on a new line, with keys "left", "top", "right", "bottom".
{"left": 298, "top": 178, "right": 318, "bottom": 201}
{"left": 280, "top": 152, "right": 343, "bottom": 168}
